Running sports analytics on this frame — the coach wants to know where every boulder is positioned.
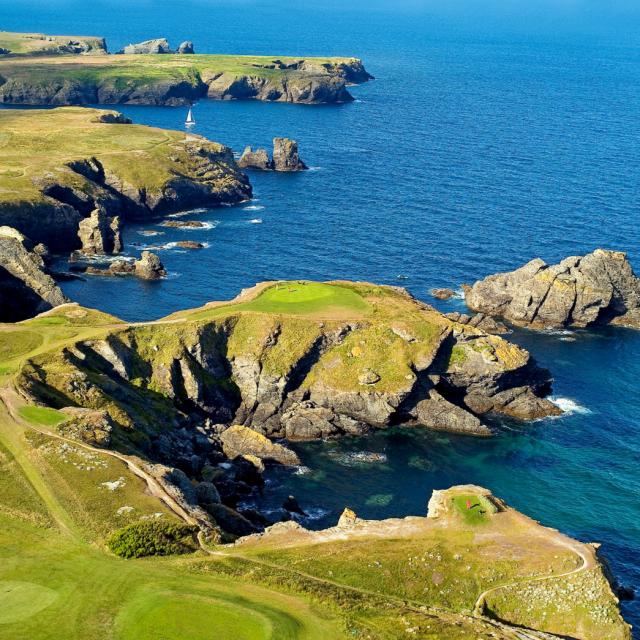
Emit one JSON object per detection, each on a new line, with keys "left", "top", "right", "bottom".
{"left": 465, "top": 249, "right": 640, "bottom": 329}
{"left": 121, "top": 38, "right": 172, "bottom": 55}
{"left": 202, "top": 502, "right": 256, "bottom": 537}
{"left": 0, "top": 226, "right": 68, "bottom": 321}
{"left": 412, "top": 389, "right": 492, "bottom": 436}
{"left": 431, "top": 288, "right": 455, "bottom": 300}
{"left": 77, "top": 206, "right": 122, "bottom": 254}
{"left": 177, "top": 41, "right": 195, "bottom": 54}
{"left": 272, "top": 137, "right": 307, "bottom": 171}
{"left": 283, "top": 495, "right": 307, "bottom": 516}
{"left": 195, "top": 481, "right": 221, "bottom": 505}
{"left": 59, "top": 407, "right": 114, "bottom": 446}
{"left": 174, "top": 241, "right": 204, "bottom": 250}
{"left": 220, "top": 424, "right": 300, "bottom": 466}
{"left": 134, "top": 251, "right": 166, "bottom": 280}
{"left": 444, "top": 311, "right": 510, "bottom": 335}
{"left": 237, "top": 146, "right": 273, "bottom": 171}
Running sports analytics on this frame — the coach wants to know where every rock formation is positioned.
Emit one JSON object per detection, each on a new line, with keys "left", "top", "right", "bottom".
{"left": 238, "top": 138, "right": 307, "bottom": 172}
{"left": 444, "top": 311, "right": 510, "bottom": 335}
{"left": 120, "top": 38, "right": 172, "bottom": 55}
{"left": 220, "top": 425, "right": 301, "bottom": 466}
{"left": 16, "top": 281, "right": 560, "bottom": 462}
{"left": 431, "top": 288, "right": 455, "bottom": 300}
{"left": 273, "top": 138, "right": 308, "bottom": 171}
{"left": 177, "top": 41, "right": 194, "bottom": 54}
{"left": 465, "top": 249, "right": 640, "bottom": 329}
{"left": 77, "top": 206, "right": 122, "bottom": 254}
{"left": 237, "top": 147, "right": 273, "bottom": 171}
{"left": 134, "top": 251, "right": 166, "bottom": 280}
{"left": 0, "top": 226, "right": 67, "bottom": 321}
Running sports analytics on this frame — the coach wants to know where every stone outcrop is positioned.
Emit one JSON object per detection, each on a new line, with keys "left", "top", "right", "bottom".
{"left": 120, "top": 38, "right": 172, "bottom": 55}
{"left": 238, "top": 138, "right": 307, "bottom": 172}
{"left": 220, "top": 425, "right": 300, "bottom": 466}
{"left": 465, "top": 249, "right": 640, "bottom": 329}
{"left": 0, "top": 226, "right": 67, "bottom": 321}
{"left": 58, "top": 407, "right": 114, "bottom": 446}
{"left": 431, "top": 288, "right": 455, "bottom": 300}
{"left": 238, "top": 147, "right": 273, "bottom": 171}
{"left": 134, "top": 251, "right": 166, "bottom": 280}
{"left": 272, "top": 138, "right": 307, "bottom": 171}
{"left": 177, "top": 41, "right": 194, "bottom": 54}
{"left": 77, "top": 206, "right": 122, "bottom": 254}
{"left": 444, "top": 312, "right": 510, "bottom": 335}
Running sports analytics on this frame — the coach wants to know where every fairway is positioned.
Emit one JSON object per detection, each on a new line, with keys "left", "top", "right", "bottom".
{"left": 18, "top": 406, "right": 66, "bottom": 427}
{"left": 0, "top": 330, "right": 42, "bottom": 362}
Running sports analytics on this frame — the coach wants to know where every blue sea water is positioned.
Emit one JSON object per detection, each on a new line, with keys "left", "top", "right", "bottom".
{"left": 2, "top": 0, "right": 640, "bottom": 631}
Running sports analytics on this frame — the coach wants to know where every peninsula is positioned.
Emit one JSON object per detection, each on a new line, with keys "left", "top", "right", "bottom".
{"left": 0, "top": 31, "right": 372, "bottom": 105}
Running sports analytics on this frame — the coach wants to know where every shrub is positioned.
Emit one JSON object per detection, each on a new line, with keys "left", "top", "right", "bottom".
{"left": 107, "top": 520, "right": 199, "bottom": 558}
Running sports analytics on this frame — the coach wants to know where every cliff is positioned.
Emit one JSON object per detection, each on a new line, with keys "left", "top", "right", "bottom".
{"left": 0, "top": 107, "right": 251, "bottom": 250}
{"left": 0, "top": 51, "right": 372, "bottom": 106}
{"left": 15, "top": 281, "right": 560, "bottom": 462}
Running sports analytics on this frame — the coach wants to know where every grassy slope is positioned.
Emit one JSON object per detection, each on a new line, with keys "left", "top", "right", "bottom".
{"left": 0, "top": 283, "right": 631, "bottom": 639}
{"left": 0, "top": 106, "right": 232, "bottom": 207}
{"left": 0, "top": 31, "right": 105, "bottom": 55}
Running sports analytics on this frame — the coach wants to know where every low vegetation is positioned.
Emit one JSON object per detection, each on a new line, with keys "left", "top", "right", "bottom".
{"left": 107, "top": 521, "right": 198, "bottom": 558}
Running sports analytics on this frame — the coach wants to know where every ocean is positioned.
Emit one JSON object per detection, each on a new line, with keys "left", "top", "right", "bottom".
{"left": 2, "top": 0, "right": 639, "bottom": 631}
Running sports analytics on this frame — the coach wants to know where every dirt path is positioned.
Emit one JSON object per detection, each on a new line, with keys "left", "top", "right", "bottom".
{"left": 473, "top": 509, "right": 594, "bottom": 617}
{"left": 0, "top": 384, "right": 197, "bottom": 528}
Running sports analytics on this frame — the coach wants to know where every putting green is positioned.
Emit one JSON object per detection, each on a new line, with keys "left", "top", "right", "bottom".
{"left": 116, "top": 591, "right": 274, "bottom": 640}
{"left": 451, "top": 494, "right": 496, "bottom": 525}
{"left": 0, "top": 580, "right": 58, "bottom": 624}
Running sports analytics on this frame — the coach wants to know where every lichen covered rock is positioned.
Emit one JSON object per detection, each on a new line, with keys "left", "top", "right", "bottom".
{"left": 465, "top": 249, "right": 640, "bottom": 329}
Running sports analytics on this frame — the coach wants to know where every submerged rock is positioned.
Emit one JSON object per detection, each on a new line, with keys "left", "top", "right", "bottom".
{"left": 465, "top": 249, "right": 640, "bottom": 329}
{"left": 0, "top": 226, "right": 67, "bottom": 321}
{"left": 160, "top": 220, "right": 206, "bottom": 229}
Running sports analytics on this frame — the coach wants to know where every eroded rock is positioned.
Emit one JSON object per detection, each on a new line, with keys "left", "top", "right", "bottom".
{"left": 77, "top": 206, "right": 122, "bottom": 254}
{"left": 121, "top": 38, "right": 172, "bottom": 55}
{"left": 272, "top": 138, "right": 308, "bottom": 171}
{"left": 237, "top": 147, "right": 273, "bottom": 171}
{"left": 220, "top": 425, "right": 300, "bottom": 466}
{"left": 465, "top": 249, "right": 640, "bottom": 329}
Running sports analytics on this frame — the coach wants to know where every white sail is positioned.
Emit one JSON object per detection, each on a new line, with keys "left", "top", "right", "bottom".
{"left": 185, "top": 107, "right": 195, "bottom": 125}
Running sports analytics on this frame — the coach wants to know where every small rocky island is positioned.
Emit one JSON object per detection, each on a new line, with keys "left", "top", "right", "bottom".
{"left": 465, "top": 249, "right": 640, "bottom": 329}
{"left": 0, "top": 30, "right": 373, "bottom": 106}
{"left": 239, "top": 138, "right": 308, "bottom": 171}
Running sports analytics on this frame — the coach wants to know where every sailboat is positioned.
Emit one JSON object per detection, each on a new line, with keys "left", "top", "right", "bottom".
{"left": 185, "top": 105, "right": 195, "bottom": 127}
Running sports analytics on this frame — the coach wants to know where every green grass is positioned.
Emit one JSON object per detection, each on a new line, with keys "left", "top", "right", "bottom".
{"left": 190, "top": 282, "right": 370, "bottom": 320}
{"left": 0, "top": 330, "right": 43, "bottom": 362}
{"left": 18, "top": 406, "right": 66, "bottom": 427}
{"left": 451, "top": 494, "right": 496, "bottom": 525}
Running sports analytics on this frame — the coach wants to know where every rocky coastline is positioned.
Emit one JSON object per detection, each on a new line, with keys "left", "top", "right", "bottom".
{"left": 0, "top": 31, "right": 373, "bottom": 106}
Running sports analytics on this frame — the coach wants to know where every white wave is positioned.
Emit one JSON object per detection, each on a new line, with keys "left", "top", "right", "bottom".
{"left": 544, "top": 328, "right": 576, "bottom": 337}
{"left": 167, "top": 207, "right": 208, "bottom": 218}
{"left": 453, "top": 288, "right": 465, "bottom": 300}
{"left": 294, "top": 465, "right": 311, "bottom": 476}
{"left": 549, "top": 396, "right": 592, "bottom": 415}
{"left": 250, "top": 218, "right": 263, "bottom": 224}
{"left": 244, "top": 204, "right": 265, "bottom": 212}
{"left": 137, "top": 229, "right": 164, "bottom": 237}
{"left": 302, "top": 507, "right": 331, "bottom": 521}
{"left": 307, "top": 166, "right": 323, "bottom": 172}
{"left": 329, "top": 451, "right": 388, "bottom": 465}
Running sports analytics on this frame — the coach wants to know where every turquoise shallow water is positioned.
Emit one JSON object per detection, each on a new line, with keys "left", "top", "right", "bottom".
{"left": 2, "top": 0, "right": 640, "bottom": 630}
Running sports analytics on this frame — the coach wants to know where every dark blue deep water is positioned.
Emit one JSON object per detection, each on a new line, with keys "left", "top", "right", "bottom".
{"left": 2, "top": 0, "right": 640, "bottom": 632}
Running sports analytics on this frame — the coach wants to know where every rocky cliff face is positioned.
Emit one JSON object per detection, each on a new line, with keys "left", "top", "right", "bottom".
{"left": 0, "top": 56, "right": 371, "bottom": 106}
{"left": 0, "top": 226, "right": 67, "bottom": 321}
{"left": 0, "top": 108, "right": 251, "bottom": 251}
{"left": 238, "top": 138, "right": 307, "bottom": 172}
{"left": 16, "top": 282, "right": 559, "bottom": 463}
{"left": 465, "top": 249, "right": 640, "bottom": 329}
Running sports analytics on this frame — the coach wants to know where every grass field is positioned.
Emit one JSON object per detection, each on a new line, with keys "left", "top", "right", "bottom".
{"left": 17, "top": 406, "right": 66, "bottom": 427}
